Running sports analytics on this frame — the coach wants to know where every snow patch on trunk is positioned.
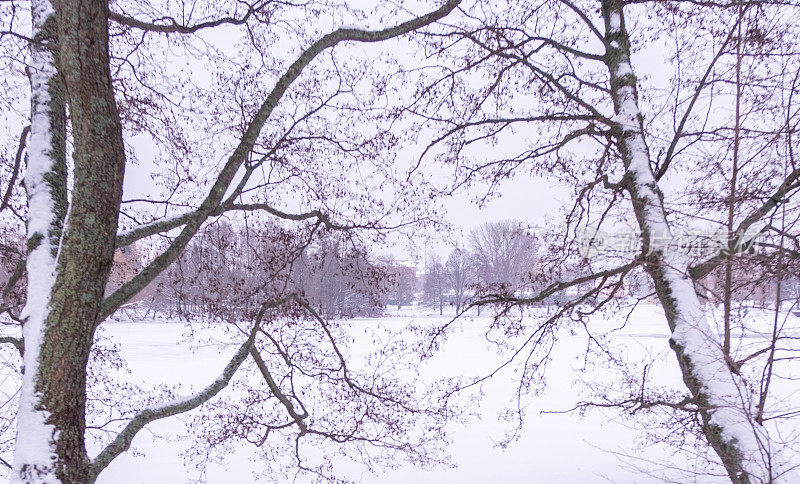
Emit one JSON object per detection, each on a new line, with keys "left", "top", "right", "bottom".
{"left": 11, "top": 0, "right": 60, "bottom": 481}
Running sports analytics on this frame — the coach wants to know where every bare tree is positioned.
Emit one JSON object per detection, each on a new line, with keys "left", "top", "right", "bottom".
{"left": 468, "top": 220, "right": 539, "bottom": 293}
{"left": 300, "top": 231, "right": 390, "bottom": 318}
{"left": 384, "top": 260, "right": 418, "bottom": 309}
{"left": 445, "top": 247, "right": 472, "bottom": 313}
{"left": 423, "top": 254, "right": 446, "bottom": 314}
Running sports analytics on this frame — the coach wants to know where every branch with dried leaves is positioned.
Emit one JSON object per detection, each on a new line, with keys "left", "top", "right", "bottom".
{"left": 88, "top": 296, "right": 291, "bottom": 481}
{"left": 108, "top": 1, "right": 267, "bottom": 34}
{"left": 99, "top": 0, "right": 463, "bottom": 322}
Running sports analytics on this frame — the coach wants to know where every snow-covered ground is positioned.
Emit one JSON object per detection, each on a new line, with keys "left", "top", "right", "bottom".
{"left": 77, "top": 304, "right": 798, "bottom": 483}
{"left": 3, "top": 304, "right": 797, "bottom": 483}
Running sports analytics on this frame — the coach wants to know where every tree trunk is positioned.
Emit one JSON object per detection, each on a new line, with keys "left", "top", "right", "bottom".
{"left": 601, "top": 1, "right": 780, "bottom": 482}
{"left": 12, "top": 0, "right": 126, "bottom": 482}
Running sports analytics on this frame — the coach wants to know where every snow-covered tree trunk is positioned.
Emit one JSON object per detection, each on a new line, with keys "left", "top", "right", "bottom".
{"left": 13, "top": 0, "right": 126, "bottom": 481}
{"left": 11, "top": 0, "right": 68, "bottom": 481}
{"left": 601, "top": 1, "right": 787, "bottom": 482}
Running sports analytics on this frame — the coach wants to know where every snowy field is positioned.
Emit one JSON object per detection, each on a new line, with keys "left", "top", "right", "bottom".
{"left": 4, "top": 305, "right": 798, "bottom": 483}
{"left": 76, "top": 304, "right": 795, "bottom": 483}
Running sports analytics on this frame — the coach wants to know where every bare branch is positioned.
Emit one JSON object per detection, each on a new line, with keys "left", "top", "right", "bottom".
{"left": 1, "top": 125, "right": 30, "bottom": 211}
{"left": 690, "top": 166, "right": 800, "bottom": 280}
{"left": 655, "top": 11, "right": 742, "bottom": 180}
{"left": 472, "top": 260, "right": 638, "bottom": 307}
{"left": 88, "top": 296, "right": 290, "bottom": 480}
{"left": 556, "top": 0, "right": 605, "bottom": 42}
{"left": 249, "top": 346, "right": 308, "bottom": 435}
{"left": 108, "top": 2, "right": 264, "bottom": 34}
{"left": 2, "top": 257, "right": 25, "bottom": 302}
